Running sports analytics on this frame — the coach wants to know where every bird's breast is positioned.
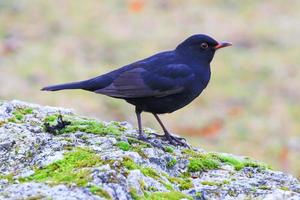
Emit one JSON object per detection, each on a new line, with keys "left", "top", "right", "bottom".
{"left": 190, "top": 67, "right": 211, "bottom": 94}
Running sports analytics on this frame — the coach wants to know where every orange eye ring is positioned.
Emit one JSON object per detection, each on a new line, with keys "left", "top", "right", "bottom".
{"left": 201, "top": 42, "right": 208, "bottom": 49}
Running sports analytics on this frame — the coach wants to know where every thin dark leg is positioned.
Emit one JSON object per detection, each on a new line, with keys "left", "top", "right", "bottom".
{"left": 152, "top": 113, "right": 189, "bottom": 147}
{"left": 135, "top": 108, "right": 161, "bottom": 148}
{"left": 135, "top": 107, "right": 145, "bottom": 139}
{"left": 153, "top": 114, "right": 170, "bottom": 135}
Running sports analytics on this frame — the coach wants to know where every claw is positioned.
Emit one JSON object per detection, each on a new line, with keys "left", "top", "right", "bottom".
{"left": 149, "top": 132, "right": 164, "bottom": 137}
{"left": 167, "top": 134, "right": 190, "bottom": 148}
{"left": 150, "top": 132, "right": 190, "bottom": 148}
{"left": 138, "top": 134, "right": 162, "bottom": 148}
{"left": 150, "top": 132, "right": 186, "bottom": 141}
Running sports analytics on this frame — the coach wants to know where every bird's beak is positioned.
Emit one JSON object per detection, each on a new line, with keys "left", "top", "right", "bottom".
{"left": 214, "top": 42, "right": 232, "bottom": 50}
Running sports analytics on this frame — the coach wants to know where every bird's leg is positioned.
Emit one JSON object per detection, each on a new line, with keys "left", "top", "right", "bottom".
{"left": 135, "top": 108, "right": 163, "bottom": 148}
{"left": 152, "top": 113, "right": 189, "bottom": 147}
{"left": 136, "top": 107, "right": 146, "bottom": 140}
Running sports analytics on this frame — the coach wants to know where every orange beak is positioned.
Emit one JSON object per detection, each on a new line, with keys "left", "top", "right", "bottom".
{"left": 214, "top": 42, "right": 232, "bottom": 50}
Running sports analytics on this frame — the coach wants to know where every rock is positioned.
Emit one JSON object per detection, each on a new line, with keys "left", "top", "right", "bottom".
{"left": 0, "top": 100, "right": 299, "bottom": 200}
{"left": 1, "top": 183, "right": 104, "bottom": 200}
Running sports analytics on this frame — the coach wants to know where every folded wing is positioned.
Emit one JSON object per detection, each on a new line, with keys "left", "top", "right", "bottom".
{"left": 94, "top": 64, "right": 193, "bottom": 98}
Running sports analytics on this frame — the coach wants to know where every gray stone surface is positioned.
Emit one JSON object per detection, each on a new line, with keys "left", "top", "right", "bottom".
{"left": 0, "top": 100, "right": 299, "bottom": 200}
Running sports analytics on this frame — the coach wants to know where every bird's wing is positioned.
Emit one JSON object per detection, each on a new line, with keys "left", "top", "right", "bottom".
{"left": 94, "top": 64, "right": 194, "bottom": 98}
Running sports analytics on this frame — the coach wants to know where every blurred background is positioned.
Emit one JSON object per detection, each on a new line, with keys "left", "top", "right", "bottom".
{"left": 0, "top": 0, "right": 299, "bottom": 178}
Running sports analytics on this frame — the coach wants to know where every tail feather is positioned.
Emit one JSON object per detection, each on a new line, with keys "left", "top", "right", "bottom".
{"left": 41, "top": 74, "right": 113, "bottom": 92}
{"left": 41, "top": 81, "right": 85, "bottom": 91}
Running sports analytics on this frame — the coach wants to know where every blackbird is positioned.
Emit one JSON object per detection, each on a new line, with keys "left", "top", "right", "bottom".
{"left": 42, "top": 34, "right": 231, "bottom": 147}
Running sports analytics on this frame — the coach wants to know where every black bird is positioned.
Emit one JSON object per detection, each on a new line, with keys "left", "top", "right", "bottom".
{"left": 42, "top": 34, "right": 232, "bottom": 147}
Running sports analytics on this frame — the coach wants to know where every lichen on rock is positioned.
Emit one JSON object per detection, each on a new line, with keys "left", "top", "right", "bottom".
{"left": 0, "top": 100, "right": 299, "bottom": 200}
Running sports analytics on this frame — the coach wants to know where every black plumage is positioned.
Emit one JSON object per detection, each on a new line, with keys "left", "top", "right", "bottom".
{"left": 42, "top": 34, "right": 232, "bottom": 147}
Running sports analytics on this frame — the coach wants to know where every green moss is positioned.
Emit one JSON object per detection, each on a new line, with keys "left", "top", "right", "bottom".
{"left": 141, "top": 167, "right": 160, "bottom": 179}
{"left": 145, "top": 191, "right": 192, "bottom": 200}
{"left": 132, "top": 146, "right": 148, "bottom": 159}
{"left": 212, "top": 154, "right": 245, "bottom": 170}
{"left": 163, "top": 173, "right": 193, "bottom": 191}
{"left": 129, "top": 188, "right": 141, "bottom": 200}
{"left": 179, "top": 172, "right": 191, "bottom": 179}
{"left": 44, "top": 115, "right": 58, "bottom": 123}
{"left": 14, "top": 112, "right": 24, "bottom": 121}
{"left": 210, "top": 153, "right": 269, "bottom": 171}
{"left": 64, "top": 138, "right": 73, "bottom": 143}
{"left": 195, "top": 192, "right": 202, "bottom": 198}
{"left": 164, "top": 146, "right": 174, "bottom": 153}
{"left": 242, "top": 159, "right": 269, "bottom": 170}
{"left": 140, "top": 168, "right": 172, "bottom": 191}
{"left": 123, "top": 157, "right": 139, "bottom": 170}
{"left": 187, "top": 157, "right": 220, "bottom": 172}
{"left": 22, "top": 148, "right": 102, "bottom": 186}
{"left": 0, "top": 173, "right": 14, "bottom": 183}
{"left": 23, "top": 108, "right": 34, "bottom": 114}
{"left": 139, "top": 179, "right": 147, "bottom": 192}
{"left": 126, "top": 138, "right": 150, "bottom": 158}
{"left": 163, "top": 183, "right": 174, "bottom": 191}
{"left": 166, "top": 158, "right": 177, "bottom": 168}
{"left": 63, "top": 120, "right": 121, "bottom": 135}
{"left": 117, "top": 141, "right": 131, "bottom": 151}
{"left": 43, "top": 115, "right": 121, "bottom": 136}
{"left": 183, "top": 150, "right": 267, "bottom": 173}
{"left": 111, "top": 121, "right": 127, "bottom": 131}
{"left": 7, "top": 107, "right": 34, "bottom": 123}
{"left": 130, "top": 189, "right": 192, "bottom": 200}
{"left": 201, "top": 181, "right": 222, "bottom": 186}
{"left": 182, "top": 150, "right": 222, "bottom": 172}
{"left": 258, "top": 185, "right": 271, "bottom": 190}
{"left": 123, "top": 157, "right": 160, "bottom": 179}
{"left": 279, "top": 186, "right": 289, "bottom": 191}
{"left": 167, "top": 176, "right": 193, "bottom": 190}
{"left": 14, "top": 107, "right": 33, "bottom": 116}
{"left": 127, "top": 137, "right": 151, "bottom": 147}
{"left": 178, "top": 179, "right": 193, "bottom": 190}
{"left": 7, "top": 118, "right": 17, "bottom": 123}
{"left": 228, "top": 189, "right": 238, "bottom": 196}
{"left": 89, "top": 185, "right": 111, "bottom": 199}
{"left": 182, "top": 149, "right": 199, "bottom": 157}
{"left": 80, "top": 135, "right": 89, "bottom": 140}
{"left": 124, "top": 158, "right": 173, "bottom": 191}
{"left": 147, "top": 186, "right": 158, "bottom": 192}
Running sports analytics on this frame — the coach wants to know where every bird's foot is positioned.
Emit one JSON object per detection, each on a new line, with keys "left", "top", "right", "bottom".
{"left": 138, "top": 134, "right": 162, "bottom": 148}
{"left": 149, "top": 132, "right": 164, "bottom": 138}
{"left": 150, "top": 132, "right": 189, "bottom": 148}
{"left": 165, "top": 133, "right": 190, "bottom": 148}
{"left": 150, "top": 132, "right": 187, "bottom": 142}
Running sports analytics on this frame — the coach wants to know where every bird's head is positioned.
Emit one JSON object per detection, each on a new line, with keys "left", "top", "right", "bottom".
{"left": 176, "top": 34, "right": 232, "bottom": 64}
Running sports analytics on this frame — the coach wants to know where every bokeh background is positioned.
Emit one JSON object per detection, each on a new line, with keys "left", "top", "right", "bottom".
{"left": 0, "top": 0, "right": 299, "bottom": 178}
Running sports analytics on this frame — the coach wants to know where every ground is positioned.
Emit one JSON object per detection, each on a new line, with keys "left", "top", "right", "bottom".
{"left": 0, "top": 100, "right": 299, "bottom": 200}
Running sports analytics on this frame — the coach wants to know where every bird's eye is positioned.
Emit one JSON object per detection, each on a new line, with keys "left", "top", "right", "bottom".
{"left": 201, "top": 42, "right": 208, "bottom": 49}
